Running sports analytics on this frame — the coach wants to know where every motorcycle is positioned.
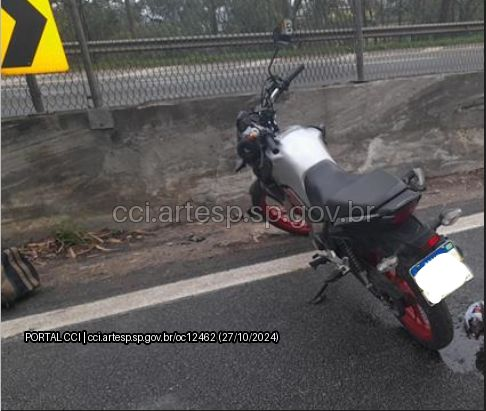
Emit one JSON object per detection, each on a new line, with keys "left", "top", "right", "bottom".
{"left": 235, "top": 21, "right": 474, "bottom": 350}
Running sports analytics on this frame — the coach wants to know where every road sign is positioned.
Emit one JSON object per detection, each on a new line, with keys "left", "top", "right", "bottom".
{"left": 1, "top": 0, "right": 69, "bottom": 75}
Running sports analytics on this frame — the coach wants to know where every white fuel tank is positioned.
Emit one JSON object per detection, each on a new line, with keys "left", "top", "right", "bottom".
{"left": 267, "top": 126, "right": 335, "bottom": 205}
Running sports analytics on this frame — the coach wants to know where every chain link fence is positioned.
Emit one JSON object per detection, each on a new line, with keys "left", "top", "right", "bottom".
{"left": 1, "top": 0, "right": 484, "bottom": 118}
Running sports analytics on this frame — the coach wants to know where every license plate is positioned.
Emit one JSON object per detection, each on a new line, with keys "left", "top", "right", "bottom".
{"left": 409, "top": 241, "right": 474, "bottom": 305}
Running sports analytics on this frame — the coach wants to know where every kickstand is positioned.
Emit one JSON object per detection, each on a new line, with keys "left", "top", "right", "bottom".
{"left": 310, "top": 268, "right": 348, "bottom": 305}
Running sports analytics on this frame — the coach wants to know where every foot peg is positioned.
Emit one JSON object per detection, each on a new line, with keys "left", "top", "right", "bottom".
{"left": 309, "top": 253, "right": 331, "bottom": 269}
{"left": 309, "top": 251, "right": 350, "bottom": 273}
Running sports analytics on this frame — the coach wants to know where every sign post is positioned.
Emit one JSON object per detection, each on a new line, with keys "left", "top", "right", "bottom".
{"left": 25, "top": 74, "right": 45, "bottom": 113}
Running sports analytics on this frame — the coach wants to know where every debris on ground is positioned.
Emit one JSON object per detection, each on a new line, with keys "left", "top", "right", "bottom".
{"left": 465, "top": 300, "right": 485, "bottom": 339}
{"left": 19, "top": 227, "right": 155, "bottom": 263}
{"left": 187, "top": 234, "right": 206, "bottom": 243}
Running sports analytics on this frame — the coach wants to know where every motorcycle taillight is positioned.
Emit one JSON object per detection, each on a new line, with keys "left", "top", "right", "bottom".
{"left": 422, "top": 233, "right": 442, "bottom": 252}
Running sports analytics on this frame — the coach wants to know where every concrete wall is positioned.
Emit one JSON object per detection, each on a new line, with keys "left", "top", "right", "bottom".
{"left": 2, "top": 72, "right": 484, "bottom": 243}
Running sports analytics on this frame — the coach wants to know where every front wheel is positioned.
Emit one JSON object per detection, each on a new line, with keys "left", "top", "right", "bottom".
{"left": 387, "top": 260, "right": 454, "bottom": 350}
{"left": 250, "top": 181, "right": 311, "bottom": 236}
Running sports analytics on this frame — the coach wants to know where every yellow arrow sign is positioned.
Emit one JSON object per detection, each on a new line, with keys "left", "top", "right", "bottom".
{"left": 1, "top": 0, "right": 69, "bottom": 75}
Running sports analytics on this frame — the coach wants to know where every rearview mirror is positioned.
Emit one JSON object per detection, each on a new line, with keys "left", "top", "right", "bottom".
{"left": 273, "top": 19, "right": 293, "bottom": 46}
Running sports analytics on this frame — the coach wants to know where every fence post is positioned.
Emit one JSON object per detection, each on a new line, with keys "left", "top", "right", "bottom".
{"left": 352, "top": 0, "right": 365, "bottom": 82}
{"left": 67, "top": 0, "right": 103, "bottom": 108}
{"left": 25, "top": 75, "right": 45, "bottom": 113}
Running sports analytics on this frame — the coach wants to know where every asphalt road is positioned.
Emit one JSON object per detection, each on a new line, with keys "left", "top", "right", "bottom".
{"left": 1, "top": 201, "right": 484, "bottom": 410}
{"left": 2, "top": 44, "right": 484, "bottom": 118}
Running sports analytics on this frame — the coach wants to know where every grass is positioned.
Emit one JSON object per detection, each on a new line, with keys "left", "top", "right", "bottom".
{"left": 53, "top": 220, "right": 88, "bottom": 248}
{"left": 364, "top": 32, "right": 484, "bottom": 51}
{"left": 58, "top": 33, "right": 486, "bottom": 72}
{"left": 84, "top": 32, "right": 484, "bottom": 72}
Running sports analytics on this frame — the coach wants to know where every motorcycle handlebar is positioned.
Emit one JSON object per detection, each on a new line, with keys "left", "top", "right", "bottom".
{"left": 284, "top": 64, "right": 305, "bottom": 86}
{"left": 270, "top": 64, "right": 305, "bottom": 104}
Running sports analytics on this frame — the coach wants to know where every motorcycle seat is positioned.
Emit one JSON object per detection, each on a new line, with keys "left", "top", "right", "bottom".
{"left": 304, "top": 160, "right": 413, "bottom": 220}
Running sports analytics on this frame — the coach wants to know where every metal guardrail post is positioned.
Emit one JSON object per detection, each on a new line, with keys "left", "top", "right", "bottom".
{"left": 67, "top": 0, "right": 103, "bottom": 108}
{"left": 25, "top": 75, "right": 45, "bottom": 113}
{"left": 353, "top": 0, "right": 365, "bottom": 82}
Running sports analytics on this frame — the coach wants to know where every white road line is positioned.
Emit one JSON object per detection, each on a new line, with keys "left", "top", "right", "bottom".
{"left": 438, "top": 212, "right": 484, "bottom": 236}
{"left": 2, "top": 212, "right": 483, "bottom": 339}
{"left": 1, "top": 252, "right": 315, "bottom": 339}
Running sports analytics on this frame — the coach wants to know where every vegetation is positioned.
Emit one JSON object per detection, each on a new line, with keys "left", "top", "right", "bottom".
{"left": 52, "top": 0, "right": 484, "bottom": 42}
{"left": 77, "top": 31, "right": 482, "bottom": 72}
{"left": 53, "top": 0, "right": 483, "bottom": 71}
{"left": 53, "top": 220, "right": 89, "bottom": 248}
{"left": 18, "top": 221, "right": 149, "bottom": 261}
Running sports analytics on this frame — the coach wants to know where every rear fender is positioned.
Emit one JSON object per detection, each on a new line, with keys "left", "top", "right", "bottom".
{"left": 346, "top": 215, "right": 438, "bottom": 265}
{"left": 390, "top": 215, "right": 437, "bottom": 260}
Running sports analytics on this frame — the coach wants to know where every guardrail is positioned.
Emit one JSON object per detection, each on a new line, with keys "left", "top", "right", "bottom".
{"left": 2, "top": 20, "right": 483, "bottom": 118}
{"left": 63, "top": 21, "right": 484, "bottom": 54}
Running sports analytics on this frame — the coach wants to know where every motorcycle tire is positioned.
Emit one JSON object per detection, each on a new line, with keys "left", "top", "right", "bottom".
{"left": 388, "top": 256, "right": 454, "bottom": 350}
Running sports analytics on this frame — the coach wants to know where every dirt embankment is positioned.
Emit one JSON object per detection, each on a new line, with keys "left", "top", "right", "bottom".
{"left": 20, "top": 169, "right": 483, "bottom": 293}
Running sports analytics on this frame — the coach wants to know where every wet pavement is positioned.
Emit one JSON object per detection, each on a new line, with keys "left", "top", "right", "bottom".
{"left": 437, "top": 228, "right": 484, "bottom": 378}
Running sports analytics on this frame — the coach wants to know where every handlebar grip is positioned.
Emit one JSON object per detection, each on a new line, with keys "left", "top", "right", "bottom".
{"left": 285, "top": 64, "right": 305, "bottom": 85}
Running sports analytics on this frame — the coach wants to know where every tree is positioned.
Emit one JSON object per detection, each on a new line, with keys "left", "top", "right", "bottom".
{"left": 439, "top": 0, "right": 453, "bottom": 22}
{"left": 124, "top": 0, "right": 137, "bottom": 38}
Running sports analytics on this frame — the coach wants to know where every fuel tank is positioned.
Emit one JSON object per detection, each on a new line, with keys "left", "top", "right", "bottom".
{"left": 267, "top": 126, "right": 335, "bottom": 206}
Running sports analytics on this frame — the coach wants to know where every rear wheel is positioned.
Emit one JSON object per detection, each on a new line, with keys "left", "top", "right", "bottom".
{"left": 386, "top": 260, "right": 453, "bottom": 350}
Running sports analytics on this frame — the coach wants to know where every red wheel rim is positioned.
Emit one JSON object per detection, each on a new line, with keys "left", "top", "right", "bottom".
{"left": 260, "top": 197, "right": 311, "bottom": 236}
{"left": 387, "top": 272, "right": 433, "bottom": 342}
